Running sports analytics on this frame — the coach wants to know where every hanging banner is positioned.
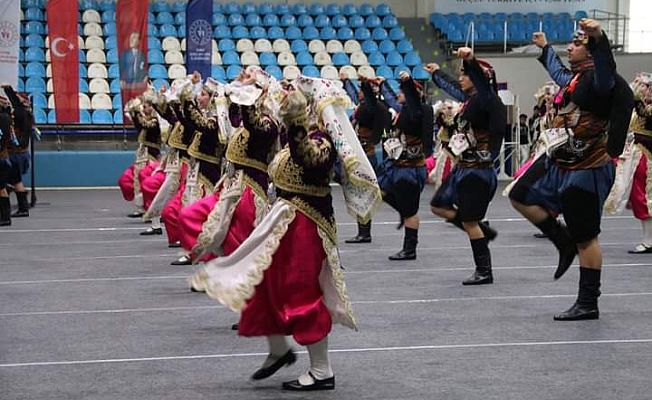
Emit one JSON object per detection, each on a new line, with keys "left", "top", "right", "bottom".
{"left": 117, "top": 0, "right": 148, "bottom": 114}
{"left": 186, "top": 0, "right": 213, "bottom": 80}
{"left": 0, "top": 0, "right": 21, "bottom": 88}
{"left": 46, "top": 0, "right": 80, "bottom": 123}
{"left": 433, "top": 0, "right": 613, "bottom": 14}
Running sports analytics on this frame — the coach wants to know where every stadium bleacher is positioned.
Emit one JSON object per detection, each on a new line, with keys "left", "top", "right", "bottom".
{"left": 19, "top": 0, "right": 423, "bottom": 125}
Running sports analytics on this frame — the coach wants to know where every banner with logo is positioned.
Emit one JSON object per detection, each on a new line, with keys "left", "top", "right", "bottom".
{"left": 0, "top": 1, "right": 22, "bottom": 88}
{"left": 117, "top": 0, "right": 148, "bottom": 113}
{"left": 46, "top": 0, "right": 80, "bottom": 123}
{"left": 433, "top": 0, "right": 612, "bottom": 14}
{"left": 186, "top": 0, "right": 213, "bottom": 80}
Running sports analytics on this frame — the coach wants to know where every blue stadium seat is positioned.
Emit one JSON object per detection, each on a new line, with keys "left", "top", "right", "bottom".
{"left": 303, "top": 26, "right": 319, "bottom": 40}
{"left": 171, "top": 1, "right": 185, "bottom": 12}
{"left": 99, "top": 0, "right": 115, "bottom": 11}
{"left": 153, "top": 1, "right": 170, "bottom": 13}
{"left": 267, "top": 26, "right": 284, "bottom": 39}
{"left": 25, "top": 21, "right": 45, "bottom": 35}
{"left": 508, "top": 31, "right": 528, "bottom": 42}
{"left": 240, "top": 3, "right": 257, "bottom": 14}
{"left": 383, "top": 15, "right": 398, "bottom": 28}
{"left": 177, "top": 25, "right": 186, "bottom": 38}
{"left": 148, "top": 49, "right": 164, "bottom": 64}
{"left": 259, "top": 52, "right": 277, "bottom": 66}
{"left": 265, "top": 65, "right": 283, "bottom": 80}
{"left": 274, "top": 4, "right": 290, "bottom": 15}
{"left": 404, "top": 51, "right": 421, "bottom": 66}
{"left": 113, "top": 110, "right": 123, "bottom": 124}
{"left": 224, "top": 2, "right": 239, "bottom": 15}
{"left": 222, "top": 50, "right": 240, "bottom": 65}
{"left": 25, "top": 77, "right": 46, "bottom": 93}
{"left": 258, "top": 3, "right": 273, "bottom": 15}
{"left": 338, "top": 27, "right": 354, "bottom": 41}
{"left": 331, "top": 52, "right": 349, "bottom": 66}
{"left": 159, "top": 24, "right": 176, "bottom": 37}
{"left": 343, "top": 4, "right": 358, "bottom": 16}
{"left": 309, "top": 3, "right": 325, "bottom": 16}
{"left": 226, "top": 65, "right": 242, "bottom": 80}
{"left": 23, "top": 0, "right": 41, "bottom": 9}
{"left": 389, "top": 28, "right": 405, "bottom": 41}
{"left": 18, "top": 64, "right": 24, "bottom": 78}
{"left": 151, "top": 79, "right": 168, "bottom": 91}
{"left": 148, "top": 12, "right": 156, "bottom": 23}
{"left": 462, "top": 13, "right": 475, "bottom": 23}
{"left": 25, "top": 47, "right": 45, "bottom": 62}
{"left": 213, "top": 13, "right": 227, "bottom": 25}
{"left": 355, "top": 28, "right": 371, "bottom": 41}
{"left": 175, "top": 12, "right": 186, "bottom": 26}
{"left": 17, "top": 79, "right": 24, "bottom": 92}
{"left": 320, "top": 27, "right": 336, "bottom": 40}
{"left": 250, "top": 26, "right": 266, "bottom": 39}
{"left": 92, "top": 110, "right": 113, "bottom": 124}
{"left": 331, "top": 15, "right": 348, "bottom": 28}
{"left": 112, "top": 94, "right": 122, "bottom": 110}
{"left": 109, "top": 79, "right": 120, "bottom": 93}
{"left": 47, "top": 109, "right": 57, "bottom": 124}
{"left": 368, "top": 51, "right": 385, "bottom": 66}
{"left": 209, "top": 65, "right": 226, "bottom": 81}
{"left": 78, "top": 50, "right": 86, "bottom": 63}
{"left": 25, "top": 33, "right": 44, "bottom": 48}
{"left": 148, "top": 64, "right": 168, "bottom": 79}
{"left": 213, "top": 26, "right": 231, "bottom": 39}
{"left": 376, "top": 4, "right": 392, "bottom": 17}
{"left": 348, "top": 15, "right": 364, "bottom": 29}
{"left": 79, "top": 80, "right": 89, "bottom": 93}
{"left": 371, "top": 28, "right": 387, "bottom": 41}
{"left": 280, "top": 14, "right": 296, "bottom": 27}
{"left": 285, "top": 26, "right": 301, "bottom": 40}
{"left": 232, "top": 26, "right": 249, "bottom": 39}
{"left": 19, "top": 49, "right": 24, "bottom": 62}
{"left": 291, "top": 39, "right": 308, "bottom": 53}
{"left": 291, "top": 3, "right": 307, "bottom": 15}
{"left": 34, "top": 108, "right": 47, "bottom": 124}
{"left": 79, "top": 64, "right": 88, "bottom": 78}
{"left": 79, "top": 109, "right": 92, "bottom": 124}
{"left": 228, "top": 13, "right": 244, "bottom": 26}
{"left": 246, "top": 13, "right": 261, "bottom": 27}
{"left": 79, "top": 0, "right": 97, "bottom": 11}
{"left": 105, "top": 35, "right": 118, "bottom": 49}
{"left": 108, "top": 64, "right": 120, "bottom": 79}
{"left": 296, "top": 51, "right": 313, "bottom": 66}
{"left": 32, "top": 93, "right": 47, "bottom": 109}
{"left": 263, "top": 14, "right": 279, "bottom": 27}
{"left": 219, "top": 38, "right": 236, "bottom": 51}
{"left": 393, "top": 65, "right": 410, "bottom": 79}
{"left": 156, "top": 12, "right": 174, "bottom": 25}
{"left": 376, "top": 65, "right": 393, "bottom": 79}
{"left": 148, "top": 24, "right": 159, "bottom": 37}
{"left": 104, "top": 22, "right": 117, "bottom": 36}
{"left": 387, "top": 79, "right": 400, "bottom": 92}
{"left": 326, "top": 4, "right": 340, "bottom": 16}
{"left": 361, "top": 40, "right": 378, "bottom": 53}
{"left": 106, "top": 48, "right": 118, "bottom": 64}
{"left": 298, "top": 14, "right": 313, "bottom": 27}
{"left": 379, "top": 39, "right": 395, "bottom": 53}
{"left": 315, "top": 15, "right": 330, "bottom": 28}
{"left": 359, "top": 4, "right": 374, "bottom": 16}
{"left": 526, "top": 12, "right": 540, "bottom": 22}
{"left": 396, "top": 39, "right": 413, "bottom": 54}
{"left": 386, "top": 51, "right": 403, "bottom": 66}
{"left": 365, "top": 15, "right": 381, "bottom": 28}
{"left": 302, "top": 65, "right": 320, "bottom": 77}
{"left": 494, "top": 12, "right": 507, "bottom": 22}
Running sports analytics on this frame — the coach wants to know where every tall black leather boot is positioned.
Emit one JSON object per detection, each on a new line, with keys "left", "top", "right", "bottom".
{"left": 463, "top": 237, "right": 493, "bottom": 285}
{"left": 389, "top": 227, "right": 417, "bottom": 260}
{"left": 554, "top": 267, "right": 600, "bottom": 321}
{"left": 11, "top": 191, "right": 29, "bottom": 217}
{"left": 0, "top": 197, "right": 11, "bottom": 226}
{"left": 345, "top": 221, "right": 372, "bottom": 243}
{"left": 535, "top": 216, "right": 577, "bottom": 280}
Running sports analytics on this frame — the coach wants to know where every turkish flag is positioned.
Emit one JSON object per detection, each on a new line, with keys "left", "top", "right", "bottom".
{"left": 46, "top": 0, "right": 79, "bottom": 124}
{"left": 117, "top": 0, "right": 148, "bottom": 119}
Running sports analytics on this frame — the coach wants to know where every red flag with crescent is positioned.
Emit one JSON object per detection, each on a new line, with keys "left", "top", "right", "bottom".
{"left": 117, "top": 0, "right": 148, "bottom": 121}
{"left": 46, "top": 0, "right": 79, "bottom": 123}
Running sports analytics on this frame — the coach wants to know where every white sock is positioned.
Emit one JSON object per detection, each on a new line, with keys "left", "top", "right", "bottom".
{"left": 134, "top": 194, "right": 144, "bottom": 212}
{"left": 642, "top": 219, "right": 652, "bottom": 247}
{"left": 300, "top": 336, "right": 333, "bottom": 383}
{"left": 151, "top": 218, "right": 161, "bottom": 229}
{"left": 261, "top": 335, "right": 290, "bottom": 368}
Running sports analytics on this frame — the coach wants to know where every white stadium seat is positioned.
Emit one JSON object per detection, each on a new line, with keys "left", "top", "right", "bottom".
{"left": 83, "top": 22, "right": 103, "bottom": 37}
{"left": 308, "top": 39, "right": 326, "bottom": 53}
{"left": 162, "top": 37, "right": 181, "bottom": 51}
{"left": 344, "top": 39, "right": 362, "bottom": 53}
{"left": 236, "top": 39, "right": 254, "bottom": 52}
{"left": 357, "top": 65, "right": 376, "bottom": 79}
{"left": 89, "top": 78, "right": 110, "bottom": 94}
{"left": 350, "top": 51, "right": 369, "bottom": 66}
{"left": 164, "top": 50, "right": 184, "bottom": 65}
{"left": 85, "top": 35, "right": 105, "bottom": 50}
{"left": 82, "top": 9, "right": 101, "bottom": 24}
{"left": 314, "top": 51, "right": 332, "bottom": 66}
{"left": 168, "top": 64, "right": 187, "bottom": 79}
{"left": 91, "top": 93, "right": 112, "bottom": 109}
{"left": 277, "top": 51, "right": 296, "bottom": 66}
{"left": 272, "top": 39, "right": 290, "bottom": 53}
{"left": 254, "top": 39, "right": 273, "bottom": 53}
{"left": 320, "top": 65, "right": 339, "bottom": 80}
{"left": 326, "top": 40, "right": 344, "bottom": 54}
{"left": 87, "top": 63, "right": 108, "bottom": 79}
{"left": 240, "top": 51, "right": 260, "bottom": 66}
{"left": 339, "top": 65, "right": 358, "bottom": 79}
{"left": 282, "top": 65, "right": 300, "bottom": 80}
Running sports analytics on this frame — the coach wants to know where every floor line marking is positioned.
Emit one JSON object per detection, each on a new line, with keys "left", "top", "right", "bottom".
{"left": 2, "top": 292, "right": 651, "bottom": 317}
{"left": 2, "top": 338, "right": 652, "bottom": 368}
{"left": 2, "top": 263, "right": 650, "bottom": 285}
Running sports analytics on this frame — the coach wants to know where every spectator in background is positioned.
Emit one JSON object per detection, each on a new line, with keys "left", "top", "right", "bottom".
{"left": 514, "top": 113, "right": 530, "bottom": 166}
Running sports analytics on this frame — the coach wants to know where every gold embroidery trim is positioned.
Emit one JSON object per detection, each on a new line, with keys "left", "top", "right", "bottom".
{"left": 225, "top": 127, "right": 269, "bottom": 172}
{"left": 269, "top": 148, "right": 331, "bottom": 197}
{"left": 285, "top": 197, "right": 337, "bottom": 245}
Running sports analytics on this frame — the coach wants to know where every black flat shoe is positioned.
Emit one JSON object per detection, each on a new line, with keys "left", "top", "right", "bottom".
{"left": 231, "top": 323, "right": 239, "bottom": 330}
{"left": 140, "top": 227, "right": 162, "bottom": 235}
{"left": 462, "top": 268, "right": 493, "bottom": 285}
{"left": 553, "top": 302, "right": 599, "bottom": 321}
{"left": 251, "top": 350, "right": 296, "bottom": 381}
{"left": 168, "top": 241, "right": 181, "bottom": 248}
{"left": 128, "top": 211, "right": 144, "bottom": 218}
{"left": 388, "top": 249, "right": 416, "bottom": 261}
{"left": 628, "top": 244, "right": 652, "bottom": 254}
{"left": 553, "top": 244, "right": 577, "bottom": 280}
{"left": 533, "top": 232, "right": 548, "bottom": 239}
{"left": 171, "top": 255, "right": 192, "bottom": 266}
{"left": 282, "top": 372, "right": 335, "bottom": 391}
{"left": 190, "top": 286, "right": 204, "bottom": 293}
{"left": 11, "top": 210, "right": 29, "bottom": 218}
{"left": 344, "top": 235, "right": 371, "bottom": 244}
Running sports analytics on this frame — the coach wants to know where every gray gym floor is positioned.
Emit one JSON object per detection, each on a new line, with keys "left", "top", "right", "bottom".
{"left": 1, "top": 185, "right": 652, "bottom": 399}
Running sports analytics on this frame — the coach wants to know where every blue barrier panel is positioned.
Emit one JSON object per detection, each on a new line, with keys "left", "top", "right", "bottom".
{"left": 22, "top": 151, "right": 134, "bottom": 187}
